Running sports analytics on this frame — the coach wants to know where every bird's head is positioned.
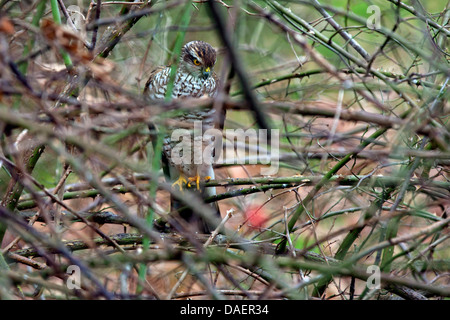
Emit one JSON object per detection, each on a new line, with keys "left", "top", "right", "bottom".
{"left": 180, "top": 41, "right": 217, "bottom": 80}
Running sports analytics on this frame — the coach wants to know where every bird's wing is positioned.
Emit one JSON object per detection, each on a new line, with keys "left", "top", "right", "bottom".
{"left": 143, "top": 66, "right": 168, "bottom": 99}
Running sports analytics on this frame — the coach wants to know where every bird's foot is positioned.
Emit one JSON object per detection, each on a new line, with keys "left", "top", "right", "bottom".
{"left": 188, "top": 175, "right": 213, "bottom": 190}
{"left": 172, "top": 175, "right": 188, "bottom": 191}
{"left": 187, "top": 174, "right": 201, "bottom": 190}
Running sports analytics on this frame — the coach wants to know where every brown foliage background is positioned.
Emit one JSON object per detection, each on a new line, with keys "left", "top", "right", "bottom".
{"left": 0, "top": 0, "right": 448, "bottom": 300}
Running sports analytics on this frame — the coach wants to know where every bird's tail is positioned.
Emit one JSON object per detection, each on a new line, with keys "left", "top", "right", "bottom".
{"left": 171, "top": 186, "right": 220, "bottom": 234}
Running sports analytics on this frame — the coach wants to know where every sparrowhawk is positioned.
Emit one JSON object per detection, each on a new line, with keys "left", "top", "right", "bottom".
{"left": 144, "top": 40, "right": 222, "bottom": 233}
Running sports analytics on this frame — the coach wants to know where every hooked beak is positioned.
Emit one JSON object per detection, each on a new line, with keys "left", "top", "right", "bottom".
{"left": 201, "top": 67, "right": 211, "bottom": 80}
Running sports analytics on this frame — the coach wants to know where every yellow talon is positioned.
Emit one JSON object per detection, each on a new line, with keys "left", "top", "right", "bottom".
{"left": 188, "top": 174, "right": 201, "bottom": 190}
{"left": 175, "top": 175, "right": 210, "bottom": 191}
{"left": 172, "top": 175, "right": 188, "bottom": 191}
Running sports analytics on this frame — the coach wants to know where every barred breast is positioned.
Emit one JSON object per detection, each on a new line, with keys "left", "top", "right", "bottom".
{"left": 144, "top": 67, "right": 218, "bottom": 100}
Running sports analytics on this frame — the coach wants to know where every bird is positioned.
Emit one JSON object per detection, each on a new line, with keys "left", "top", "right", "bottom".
{"left": 144, "top": 40, "right": 222, "bottom": 233}
{"left": 144, "top": 40, "right": 218, "bottom": 100}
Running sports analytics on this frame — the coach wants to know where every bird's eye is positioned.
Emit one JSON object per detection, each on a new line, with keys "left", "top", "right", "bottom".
{"left": 193, "top": 59, "right": 201, "bottom": 66}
